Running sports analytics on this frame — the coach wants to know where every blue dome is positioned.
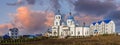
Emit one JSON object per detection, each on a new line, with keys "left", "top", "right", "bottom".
{"left": 98, "top": 21, "right": 102, "bottom": 24}
{"left": 92, "top": 22, "right": 96, "bottom": 25}
{"left": 103, "top": 19, "right": 111, "bottom": 24}
{"left": 68, "top": 15, "right": 74, "bottom": 19}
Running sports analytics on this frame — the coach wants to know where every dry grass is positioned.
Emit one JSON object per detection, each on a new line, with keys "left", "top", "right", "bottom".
{"left": 1, "top": 35, "right": 120, "bottom": 45}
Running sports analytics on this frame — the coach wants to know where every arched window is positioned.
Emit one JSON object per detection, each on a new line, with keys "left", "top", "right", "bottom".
{"left": 56, "top": 17, "right": 57, "bottom": 19}
{"left": 70, "top": 21, "right": 72, "bottom": 25}
{"left": 58, "top": 16, "right": 60, "bottom": 19}
{"left": 54, "top": 32, "right": 57, "bottom": 35}
{"left": 71, "top": 31, "right": 73, "bottom": 34}
{"left": 56, "top": 22, "right": 58, "bottom": 25}
{"left": 78, "top": 31, "right": 80, "bottom": 35}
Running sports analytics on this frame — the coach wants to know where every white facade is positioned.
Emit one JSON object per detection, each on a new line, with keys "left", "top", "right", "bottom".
{"left": 8, "top": 28, "right": 19, "bottom": 39}
{"left": 51, "top": 12, "right": 116, "bottom": 37}
{"left": 51, "top": 13, "right": 90, "bottom": 37}
{"left": 90, "top": 20, "right": 115, "bottom": 35}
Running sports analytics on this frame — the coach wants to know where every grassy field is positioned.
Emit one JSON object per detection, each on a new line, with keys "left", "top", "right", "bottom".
{"left": 1, "top": 35, "right": 120, "bottom": 45}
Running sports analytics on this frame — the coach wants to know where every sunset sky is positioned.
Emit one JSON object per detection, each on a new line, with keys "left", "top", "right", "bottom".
{"left": 0, "top": 0, "right": 120, "bottom": 35}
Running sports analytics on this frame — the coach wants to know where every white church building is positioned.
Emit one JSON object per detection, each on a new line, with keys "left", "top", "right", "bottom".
{"left": 51, "top": 12, "right": 90, "bottom": 37}
{"left": 51, "top": 11, "right": 116, "bottom": 38}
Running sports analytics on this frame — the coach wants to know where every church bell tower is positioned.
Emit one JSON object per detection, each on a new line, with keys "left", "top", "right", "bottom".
{"left": 54, "top": 10, "right": 62, "bottom": 26}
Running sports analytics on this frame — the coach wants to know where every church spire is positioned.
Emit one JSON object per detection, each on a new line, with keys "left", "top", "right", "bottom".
{"left": 57, "top": 9, "right": 61, "bottom": 15}
{"left": 69, "top": 12, "right": 71, "bottom": 16}
{"left": 67, "top": 12, "right": 74, "bottom": 20}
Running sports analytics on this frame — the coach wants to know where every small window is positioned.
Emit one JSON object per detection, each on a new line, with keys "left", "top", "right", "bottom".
{"left": 56, "top": 17, "right": 58, "bottom": 19}
{"left": 71, "top": 31, "right": 73, "bottom": 34}
{"left": 71, "top": 21, "right": 72, "bottom": 23}
{"left": 54, "top": 32, "right": 57, "bottom": 35}
{"left": 68, "top": 21, "right": 70, "bottom": 23}
{"left": 15, "top": 33, "right": 17, "bottom": 35}
{"left": 58, "top": 17, "right": 60, "bottom": 19}
{"left": 11, "top": 33, "right": 14, "bottom": 35}
{"left": 56, "top": 22, "right": 58, "bottom": 25}
{"left": 78, "top": 31, "right": 80, "bottom": 34}
{"left": 15, "top": 30, "right": 18, "bottom": 32}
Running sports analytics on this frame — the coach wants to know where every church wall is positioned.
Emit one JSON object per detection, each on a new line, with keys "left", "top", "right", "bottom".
{"left": 59, "top": 26, "right": 64, "bottom": 36}
{"left": 51, "top": 13, "right": 116, "bottom": 37}
{"left": 52, "top": 26, "right": 59, "bottom": 36}
{"left": 70, "top": 27, "right": 75, "bottom": 36}
{"left": 75, "top": 27, "right": 90, "bottom": 36}
{"left": 100, "top": 22, "right": 105, "bottom": 34}
{"left": 90, "top": 24, "right": 95, "bottom": 35}
{"left": 83, "top": 27, "right": 90, "bottom": 36}
{"left": 76, "top": 27, "right": 83, "bottom": 36}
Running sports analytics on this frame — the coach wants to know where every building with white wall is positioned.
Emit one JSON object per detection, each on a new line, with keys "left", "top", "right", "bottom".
{"left": 8, "top": 28, "right": 19, "bottom": 39}
{"left": 51, "top": 11, "right": 90, "bottom": 38}
{"left": 51, "top": 11, "right": 116, "bottom": 38}
{"left": 90, "top": 19, "right": 115, "bottom": 35}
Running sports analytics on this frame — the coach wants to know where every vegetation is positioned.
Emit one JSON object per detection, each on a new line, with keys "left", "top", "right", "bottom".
{"left": 1, "top": 34, "right": 120, "bottom": 45}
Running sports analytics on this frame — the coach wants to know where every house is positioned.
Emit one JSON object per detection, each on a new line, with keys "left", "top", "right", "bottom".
{"left": 90, "top": 19, "right": 115, "bottom": 35}
{"left": 8, "top": 28, "right": 19, "bottom": 39}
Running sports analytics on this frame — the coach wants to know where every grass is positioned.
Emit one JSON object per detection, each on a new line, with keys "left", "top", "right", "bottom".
{"left": 1, "top": 35, "right": 120, "bottom": 45}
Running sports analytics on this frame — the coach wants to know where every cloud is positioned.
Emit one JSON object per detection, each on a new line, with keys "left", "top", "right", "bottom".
{"left": 7, "top": 0, "right": 24, "bottom": 6}
{"left": 13, "top": 6, "right": 54, "bottom": 34}
{"left": 50, "top": 0, "right": 61, "bottom": 12}
{"left": 0, "top": 24, "right": 13, "bottom": 35}
{"left": 74, "top": 13, "right": 103, "bottom": 26}
{"left": 7, "top": 0, "right": 36, "bottom": 6}
{"left": 72, "top": 0, "right": 120, "bottom": 32}
{"left": 105, "top": 10, "right": 120, "bottom": 32}
{"left": 26, "top": 0, "right": 36, "bottom": 5}
{"left": 105, "top": 11, "right": 120, "bottom": 21}
{"left": 0, "top": 6, "right": 55, "bottom": 35}
{"left": 73, "top": 0, "right": 117, "bottom": 15}
{"left": 45, "top": 13, "right": 54, "bottom": 27}
{"left": 3, "top": 0, "right": 120, "bottom": 34}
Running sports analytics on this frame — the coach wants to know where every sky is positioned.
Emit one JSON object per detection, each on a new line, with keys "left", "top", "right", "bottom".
{"left": 0, "top": 0, "right": 120, "bottom": 35}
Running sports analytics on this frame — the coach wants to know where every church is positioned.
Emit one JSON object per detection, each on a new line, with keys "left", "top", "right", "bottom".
{"left": 51, "top": 11, "right": 116, "bottom": 38}
{"left": 51, "top": 11, "right": 89, "bottom": 38}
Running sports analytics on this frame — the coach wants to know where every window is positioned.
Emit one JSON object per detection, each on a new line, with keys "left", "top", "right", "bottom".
{"left": 78, "top": 31, "right": 80, "bottom": 34}
{"left": 70, "top": 21, "right": 72, "bottom": 25}
{"left": 68, "top": 21, "right": 70, "bottom": 23}
{"left": 53, "top": 27, "right": 56, "bottom": 29}
{"left": 58, "top": 17, "right": 60, "bottom": 19}
{"left": 54, "top": 32, "right": 57, "bottom": 35}
{"left": 56, "top": 22, "right": 58, "bottom": 25}
{"left": 11, "top": 36, "right": 13, "bottom": 38}
{"left": 71, "top": 31, "right": 73, "bottom": 34}
{"left": 56, "top": 17, "right": 58, "bottom": 19}
{"left": 15, "top": 33, "right": 17, "bottom": 35}
{"left": 15, "top": 36, "right": 17, "bottom": 38}
{"left": 11, "top": 33, "right": 14, "bottom": 35}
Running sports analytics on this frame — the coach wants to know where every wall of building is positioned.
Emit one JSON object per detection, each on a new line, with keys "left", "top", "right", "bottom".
{"left": 90, "top": 20, "right": 115, "bottom": 35}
